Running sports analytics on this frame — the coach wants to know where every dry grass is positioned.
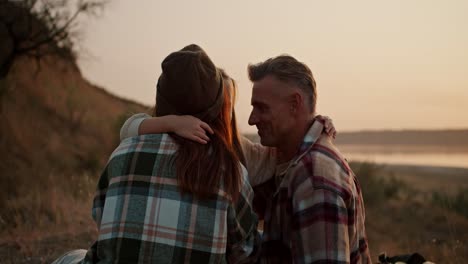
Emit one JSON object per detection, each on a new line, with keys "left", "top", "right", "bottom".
{"left": 0, "top": 168, "right": 98, "bottom": 263}
{"left": 0, "top": 56, "right": 147, "bottom": 263}
{"left": 351, "top": 162, "right": 468, "bottom": 263}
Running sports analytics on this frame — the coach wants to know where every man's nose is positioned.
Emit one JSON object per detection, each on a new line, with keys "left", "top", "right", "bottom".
{"left": 248, "top": 111, "right": 258, "bottom": 126}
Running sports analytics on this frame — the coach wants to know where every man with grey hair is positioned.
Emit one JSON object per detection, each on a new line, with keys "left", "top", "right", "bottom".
{"left": 248, "top": 55, "right": 371, "bottom": 264}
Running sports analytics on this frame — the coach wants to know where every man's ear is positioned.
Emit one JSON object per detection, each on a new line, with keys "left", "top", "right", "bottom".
{"left": 289, "top": 92, "right": 303, "bottom": 115}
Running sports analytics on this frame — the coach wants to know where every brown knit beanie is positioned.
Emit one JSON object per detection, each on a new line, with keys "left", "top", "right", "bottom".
{"left": 155, "top": 44, "right": 224, "bottom": 122}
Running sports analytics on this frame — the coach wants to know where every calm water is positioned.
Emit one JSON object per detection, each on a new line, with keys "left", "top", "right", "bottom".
{"left": 339, "top": 144, "right": 468, "bottom": 169}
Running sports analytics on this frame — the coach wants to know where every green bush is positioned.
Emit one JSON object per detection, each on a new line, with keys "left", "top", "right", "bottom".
{"left": 350, "top": 162, "right": 407, "bottom": 206}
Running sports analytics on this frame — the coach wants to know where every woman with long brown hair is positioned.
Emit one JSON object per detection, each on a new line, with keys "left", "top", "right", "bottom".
{"left": 168, "top": 67, "right": 244, "bottom": 202}
{"left": 120, "top": 72, "right": 337, "bottom": 189}
{"left": 53, "top": 44, "right": 260, "bottom": 264}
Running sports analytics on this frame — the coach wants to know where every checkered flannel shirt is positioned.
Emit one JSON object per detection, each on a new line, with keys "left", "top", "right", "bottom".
{"left": 82, "top": 133, "right": 260, "bottom": 263}
{"left": 254, "top": 118, "right": 372, "bottom": 264}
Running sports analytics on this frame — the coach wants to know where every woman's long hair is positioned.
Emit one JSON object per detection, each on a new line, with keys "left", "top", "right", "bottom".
{"left": 220, "top": 69, "right": 246, "bottom": 167}
{"left": 171, "top": 69, "right": 244, "bottom": 201}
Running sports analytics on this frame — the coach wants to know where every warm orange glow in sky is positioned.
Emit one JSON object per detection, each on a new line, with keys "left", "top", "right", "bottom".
{"left": 78, "top": 0, "right": 468, "bottom": 133}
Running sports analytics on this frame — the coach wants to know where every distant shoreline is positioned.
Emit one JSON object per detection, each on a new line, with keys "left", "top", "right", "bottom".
{"left": 342, "top": 150, "right": 468, "bottom": 170}
{"left": 243, "top": 133, "right": 468, "bottom": 170}
{"left": 338, "top": 143, "right": 468, "bottom": 153}
{"left": 335, "top": 129, "right": 468, "bottom": 146}
{"left": 350, "top": 161, "right": 468, "bottom": 175}
{"left": 244, "top": 129, "right": 468, "bottom": 146}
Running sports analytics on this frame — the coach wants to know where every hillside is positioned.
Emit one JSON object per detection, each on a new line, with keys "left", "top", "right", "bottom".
{"left": 0, "top": 55, "right": 148, "bottom": 236}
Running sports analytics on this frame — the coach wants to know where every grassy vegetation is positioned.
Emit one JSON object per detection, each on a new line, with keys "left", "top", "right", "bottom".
{"left": 0, "top": 53, "right": 149, "bottom": 263}
{"left": 351, "top": 162, "right": 407, "bottom": 205}
{"left": 0, "top": 167, "right": 99, "bottom": 263}
{"left": 432, "top": 188, "right": 468, "bottom": 219}
{"left": 0, "top": 169, "right": 98, "bottom": 233}
{"left": 350, "top": 162, "right": 468, "bottom": 264}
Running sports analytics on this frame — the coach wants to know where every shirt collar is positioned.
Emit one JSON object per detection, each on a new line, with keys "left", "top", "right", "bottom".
{"left": 293, "top": 117, "right": 325, "bottom": 164}
{"left": 276, "top": 117, "right": 325, "bottom": 181}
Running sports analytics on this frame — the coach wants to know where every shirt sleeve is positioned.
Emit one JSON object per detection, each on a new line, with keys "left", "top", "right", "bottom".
{"left": 240, "top": 136, "right": 277, "bottom": 187}
{"left": 291, "top": 179, "right": 350, "bottom": 264}
{"left": 82, "top": 163, "right": 111, "bottom": 263}
{"left": 119, "top": 113, "right": 151, "bottom": 141}
{"left": 226, "top": 166, "right": 261, "bottom": 264}
{"left": 91, "top": 163, "right": 111, "bottom": 228}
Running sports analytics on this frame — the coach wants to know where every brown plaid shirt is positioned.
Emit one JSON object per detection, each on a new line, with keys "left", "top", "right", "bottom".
{"left": 253, "top": 118, "right": 371, "bottom": 264}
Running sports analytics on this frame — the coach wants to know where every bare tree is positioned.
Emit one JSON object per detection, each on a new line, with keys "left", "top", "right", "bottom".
{"left": 0, "top": 0, "right": 106, "bottom": 78}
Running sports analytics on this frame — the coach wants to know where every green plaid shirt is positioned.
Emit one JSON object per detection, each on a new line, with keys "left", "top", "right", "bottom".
{"left": 82, "top": 133, "right": 260, "bottom": 263}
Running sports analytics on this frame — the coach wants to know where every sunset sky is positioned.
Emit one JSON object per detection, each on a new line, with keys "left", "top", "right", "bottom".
{"left": 78, "top": 0, "right": 468, "bottom": 133}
